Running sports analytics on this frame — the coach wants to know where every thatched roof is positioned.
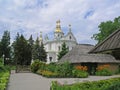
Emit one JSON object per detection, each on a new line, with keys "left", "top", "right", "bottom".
{"left": 89, "top": 29, "right": 120, "bottom": 53}
{"left": 68, "top": 44, "right": 94, "bottom": 54}
{"left": 59, "top": 44, "right": 120, "bottom": 63}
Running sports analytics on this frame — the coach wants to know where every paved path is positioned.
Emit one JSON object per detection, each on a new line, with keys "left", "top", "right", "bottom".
{"left": 7, "top": 71, "right": 120, "bottom": 90}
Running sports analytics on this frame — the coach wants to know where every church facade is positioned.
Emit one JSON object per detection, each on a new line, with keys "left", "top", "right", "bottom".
{"left": 40, "top": 20, "right": 77, "bottom": 63}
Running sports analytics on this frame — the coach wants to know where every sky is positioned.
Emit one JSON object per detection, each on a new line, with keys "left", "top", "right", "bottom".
{"left": 0, "top": 0, "right": 120, "bottom": 45}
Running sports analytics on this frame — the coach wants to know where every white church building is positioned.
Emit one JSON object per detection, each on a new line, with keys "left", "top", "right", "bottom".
{"left": 40, "top": 20, "right": 77, "bottom": 63}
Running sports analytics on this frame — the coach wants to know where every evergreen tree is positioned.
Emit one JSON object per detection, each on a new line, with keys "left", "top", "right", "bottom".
{"left": 33, "top": 37, "right": 40, "bottom": 60}
{"left": 0, "top": 30, "right": 11, "bottom": 64}
{"left": 33, "top": 37, "right": 47, "bottom": 62}
{"left": 58, "top": 42, "right": 69, "bottom": 60}
{"left": 28, "top": 35, "right": 34, "bottom": 60}
{"left": 92, "top": 16, "right": 120, "bottom": 43}
{"left": 13, "top": 34, "right": 32, "bottom": 65}
{"left": 39, "top": 42, "right": 47, "bottom": 62}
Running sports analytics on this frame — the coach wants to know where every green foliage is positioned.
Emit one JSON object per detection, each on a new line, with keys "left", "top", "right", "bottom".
{"left": 92, "top": 16, "right": 120, "bottom": 43}
{"left": 72, "top": 69, "right": 88, "bottom": 78}
{"left": 95, "top": 69, "right": 112, "bottom": 76}
{"left": 0, "top": 30, "right": 11, "bottom": 65}
{"left": 13, "top": 34, "right": 32, "bottom": 65}
{"left": 0, "top": 72, "right": 10, "bottom": 90}
{"left": 105, "top": 81, "right": 120, "bottom": 90}
{"left": 33, "top": 37, "right": 47, "bottom": 62}
{"left": 31, "top": 60, "right": 41, "bottom": 73}
{"left": 58, "top": 42, "right": 69, "bottom": 60}
{"left": 0, "top": 58, "right": 3, "bottom": 66}
{"left": 31, "top": 61, "right": 89, "bottom": 78}
{"left": 51, "top": 77, "right": 120, "bottom": 90}
{"left": 55, "top": 62, "right": 72, "bottom": 77}
{"left": 37, "top": 70, "right": 58, "bottom": 78}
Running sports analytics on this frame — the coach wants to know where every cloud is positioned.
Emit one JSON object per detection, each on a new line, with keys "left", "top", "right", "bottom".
{"left": 0, "top": 0, "right": 120, "bottom": 45}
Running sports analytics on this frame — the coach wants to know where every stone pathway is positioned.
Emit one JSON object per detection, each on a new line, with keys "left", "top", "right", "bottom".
{"left": 7, "top": 71, "right": 120, "bottom": 90}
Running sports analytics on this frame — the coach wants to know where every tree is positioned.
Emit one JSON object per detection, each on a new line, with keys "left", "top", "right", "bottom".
{"left": 0, "top": 31, "right": 11, "bottom": 64}
{"left": 33, "top": 37, "right": 47, "bottom": 62}
{"left": 28, "top": 35, "right": 34, "bottom": 60}
{"left": 92, "top": 16, "right": 120, "bottom": 43}
{"left": 39, "top": 42, "right": 47, "bottom": 62}
{"left": 58, "top": 42, "right": 69, "bottom": 60}
{"left": 13, "top": 34, "right": 32, "bottom": 65}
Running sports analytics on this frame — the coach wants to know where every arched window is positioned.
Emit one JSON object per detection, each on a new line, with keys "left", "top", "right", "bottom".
{"left": 49, "top": 57, "right": 52, "bottom": 62}
{"left": 69, "top": 36, "right": 71, "bottom": 40}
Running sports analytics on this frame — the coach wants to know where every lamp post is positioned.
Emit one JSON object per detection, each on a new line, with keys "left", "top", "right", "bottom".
{"left": 2, "top": 54, "right": 5, "bottom": 65}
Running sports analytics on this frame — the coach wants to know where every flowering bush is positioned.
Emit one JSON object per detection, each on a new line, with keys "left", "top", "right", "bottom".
{"left": 96, "top": 64, "right": 110, "bottom": 71}
{"left": 37, "top": 70, "right": 58, "bottom": 77}
{"left": 75, "top": 65, "right": 88, "bottom": 71}
{"left": 72, "top": 65, "right": 88, "bottom": 78}
{"left": 96, "top": 64, "right": 112, "bottom": 76}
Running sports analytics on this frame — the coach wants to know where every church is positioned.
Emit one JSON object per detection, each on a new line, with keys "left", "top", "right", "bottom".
{"left": 40, "top": 20, "right": 77, "bottom": 63}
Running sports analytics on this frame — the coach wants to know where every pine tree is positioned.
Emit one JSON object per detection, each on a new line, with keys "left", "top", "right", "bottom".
{"left": 33, "top": 37, "right": 47, "bottom": 62}
{"left": 58, "top": 42, "right": 69, "bottom": 60}
{"left": 0, "top": 30, "right": 11, "bottom": 64}
{"left": 28, "top": 35, "right": 34, "bottom": 60}
{"left": 13, "top": 34, "right": 32, "bottom": 65}
{"left": 33, "top": 37, "right": 40, "bottom": 60}
{"left": 39, "top": 42, "right": 47, "bottom": 62}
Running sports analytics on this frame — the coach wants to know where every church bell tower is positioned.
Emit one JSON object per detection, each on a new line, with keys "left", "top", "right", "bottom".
{"left": 54, "top": 20, "right": 64, "bottom": 40}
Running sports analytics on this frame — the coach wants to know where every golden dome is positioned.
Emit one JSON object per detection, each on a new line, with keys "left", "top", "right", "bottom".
{"left": 55, "top": 20, "right": 62, "bottom": 32}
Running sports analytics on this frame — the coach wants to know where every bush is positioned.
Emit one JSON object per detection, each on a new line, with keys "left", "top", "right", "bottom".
{"left": 72, "top": 65, "right": 88, "bottom": 78}
{"left": 105, "top": 81, "right": 120, "bottom": 90}
{"left": 51, "top": 77, "right": 120, "bottom": 90}
{"left": 95, "top": 64, "right": 112, "bottom": 76}
{"left": 31, "top": 60, "right": 46, "bottom": 73}
{"left": 72, "top": 69, "right": 88, "bottom": 78}
{"left": 37, "top": 70, "right": 58, "bottom": 77}
{"left": 55, "top": 62, "right": 72, "bottom": 77}
{"left": 0, "top": 72, "right": 10, "bottom": 90}
{"left": 95, "top": 69, "right": 112, "bottom": 76}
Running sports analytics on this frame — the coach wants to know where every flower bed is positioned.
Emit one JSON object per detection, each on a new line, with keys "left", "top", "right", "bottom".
{"left": 31, "top": 60, "right": 88, "bottom": 78}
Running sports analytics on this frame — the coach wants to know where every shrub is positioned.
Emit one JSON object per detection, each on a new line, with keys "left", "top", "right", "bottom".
{"left": 55, "top": 62, "right": 73, "bottom": 77}
{"left": 72, "top": 65, "right": 88, "bottom": 78}
{"left": 31, "top": 60, "right": 41, "bottom": 73}
{"left": 72, "top": 69, "right": 88, "bottom": 78}
{"left": 51, "top": 77, "right": 120, "bottom": 90}
{"left": 96, "top": 64, "right": 112, "bottom": 76}
{"left": 0, "top": 72, "right": 10, "bottom": 90}
{"left": 105, "top": 81, "right": 120, "bottom": 90}
{"left": 96, "top": 69, "right": 112, "bottom": 76}
{"left": 37, "top": 70, "right": 58, "bottom": 77}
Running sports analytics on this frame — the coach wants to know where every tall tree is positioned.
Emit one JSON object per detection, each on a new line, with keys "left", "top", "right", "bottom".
{"left": 28, "top": 35, "right": 34, "bottom": 60}
{"left": 39, "top": 42, "right": 47, "bottom": 62}
{"left": 58, "top": 42, "right": 69, "bottom": 60}
{"left": 92, "top": 16, "right": 120, "bottom": 43}
{"left": 0, "top": 31, "right": 11, "bottom": 64}
{"left": 13, "top": 34, "right": 31, "bottom": 65}
{"left": 33, "top": 37, "right": 47, "bottom": 62}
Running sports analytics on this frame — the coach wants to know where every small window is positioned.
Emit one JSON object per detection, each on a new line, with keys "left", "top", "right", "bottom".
{"left": 69, "top": 36, "right": 71, "bottom": 40}
{"left": 67, "top": 46, "right": 69, "bottom": 50}
{"left": 49, "top": 57, "right": 52, "bottom": 62}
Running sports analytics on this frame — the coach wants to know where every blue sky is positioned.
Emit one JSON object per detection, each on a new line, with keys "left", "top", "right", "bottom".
{"left": 0, "top": 0, "right": 120, "bottom": 45}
